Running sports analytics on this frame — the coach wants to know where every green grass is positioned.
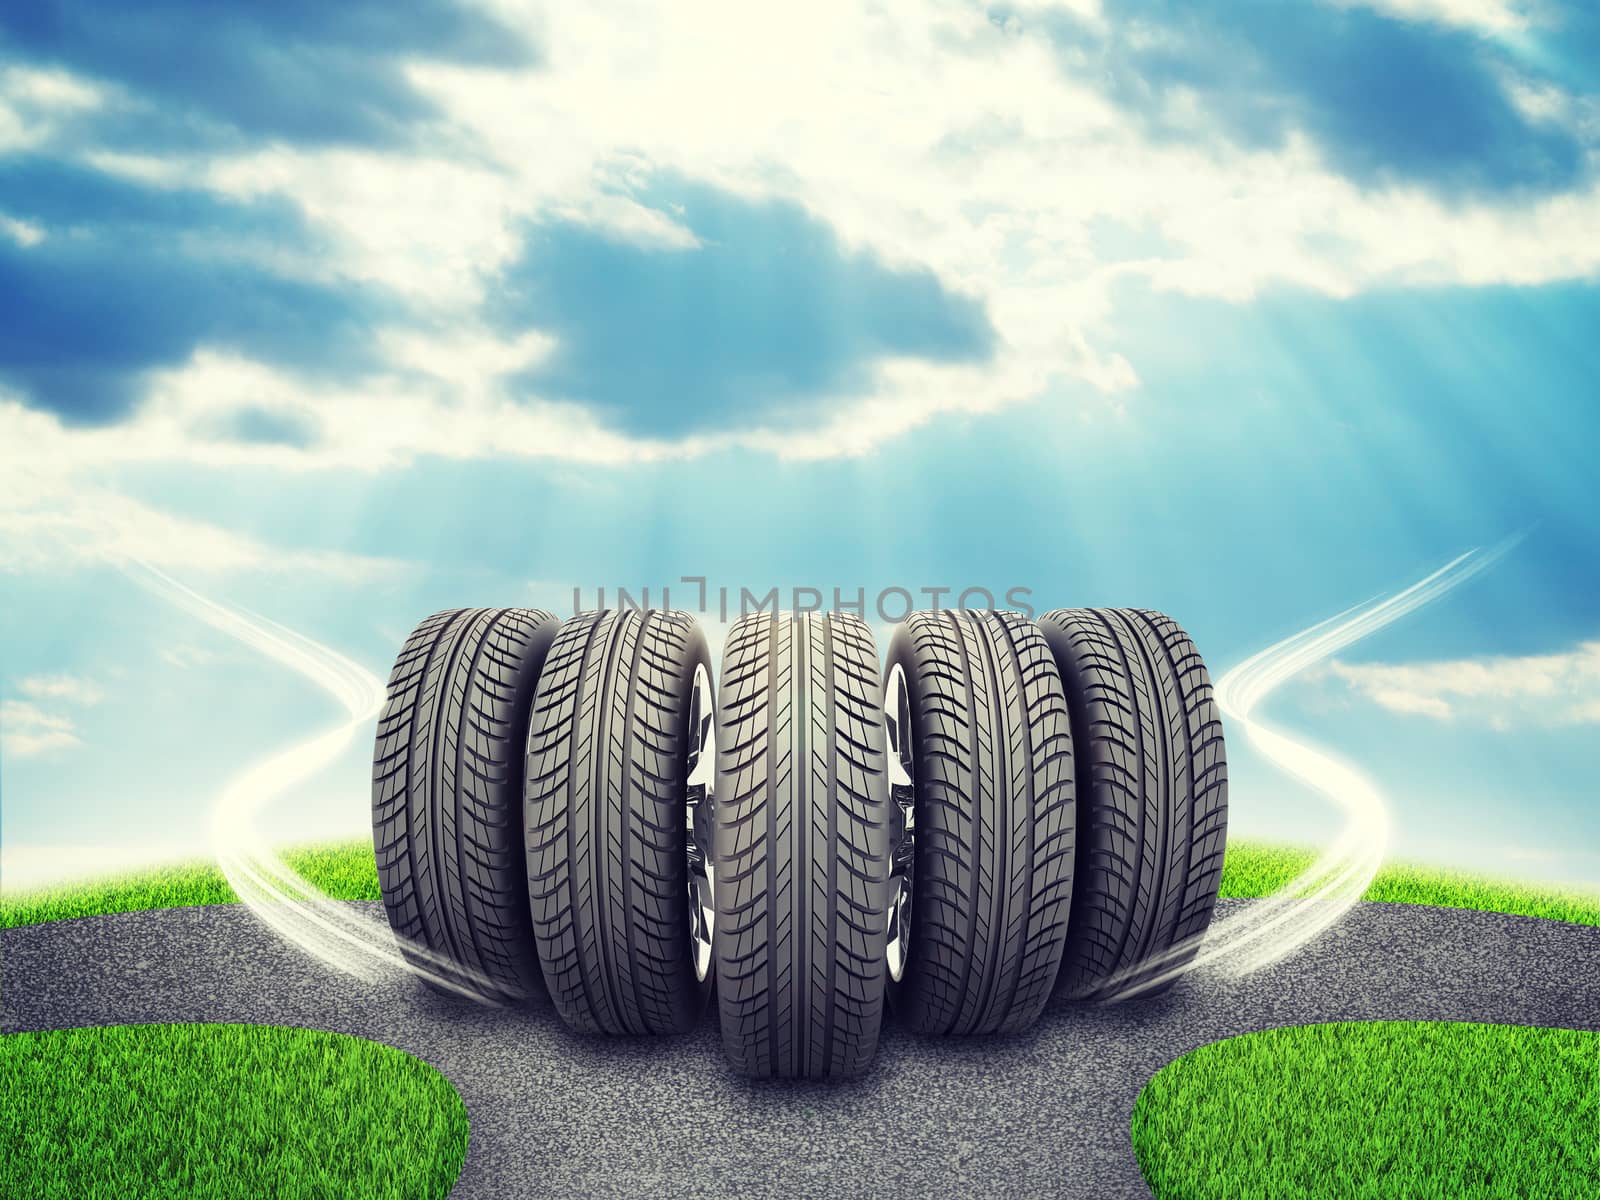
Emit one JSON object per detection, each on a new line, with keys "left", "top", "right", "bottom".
{"left": 5, "top": 842, "right": 1597, "bottom": 1197}
{"left": 1220, "top": 840, "right": 1600, "bottom": 927}
{"left": 0, "top": 1023, "right": 467, "bottom": 1199}
{"left": 1133, "top": 1021, "right": 1600, "bottom": 1200}
{"left": 0, "top": 842, "right": 379, "bottom": 929}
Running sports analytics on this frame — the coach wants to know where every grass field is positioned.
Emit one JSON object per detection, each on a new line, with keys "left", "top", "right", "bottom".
{"left": 1133, "top": 1021, "right": 1600, "bottom": 1200}
{"left": 0, "top": 842, "right": 380, "bottom": 929}
{"left": 5, "top": 838, "right": 1595, "bottom": 1197}
{"left": 0, "top": 1023, "right": 468, "bottom": 1199}
{"left": 6, "top": 836, "right": 1594, "bottom": 929}
{"left": 1219, "top": 842, "right": 1600, "bottom": 925}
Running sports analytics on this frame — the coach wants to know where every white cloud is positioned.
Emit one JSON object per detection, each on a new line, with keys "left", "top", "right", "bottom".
{"left": 407, "top": 1, "right": 1600, "bottom": 308}
{"left": 1322, "top": 640, "right": 1600, "bottom": 727}
{"left": 17, "top": 674, "right": 105, "bottom": 706}
{"left": 0, "top": 214, "right": 44, "bottom": 246}
{"left": 207, "top": 148, "right": 532, "bottom": 305}
{"left": 0, "top": 399, "right": 409, "bottom": 576}
{"left": 159, "top": 644, "right": 219, "bottom": 670}
{"left": 1354, "top": 685, "right": 1455, "bottom": 720}
{"left": 1, "top": 66, "right": 103, "bottom": 110}
{"left": 2, "top": 676, "right": 107, "bottom": 758}
{"left": 1329, "top": 0, "right": 1533, "bottom": 34}
{"left": 4, "top": 1, "right": 1600, "bottom": 478}
{"left": 0, "top": 65, "right": 103, "bottom": 153}
{"left": 187, "top": 4, "right": 1600, "bottom": 454}
{"left": 0, "top": 699, "right": 81, "bottom": 758}
{"left": 1561, "top": 697, "right": 1600, "bottom": 724}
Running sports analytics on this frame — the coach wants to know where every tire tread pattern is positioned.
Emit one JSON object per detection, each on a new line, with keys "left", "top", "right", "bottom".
{"left": 1038, "top": 607, "right": 1228, "bottom": 999}
{"left": 888, "top": 609, "right": 1076, "bottom": 1035}
{"left": 524, "top": 609, "right": 709, "bottom": 1035}
{"left": 713, "top": 612, "right": 893, "bottom": 1077}
{"left": 371, "top": 607, "right": 559, "bottom": 1001}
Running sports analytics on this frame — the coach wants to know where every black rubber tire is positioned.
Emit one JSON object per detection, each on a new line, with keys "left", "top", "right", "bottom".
{"left": 885, "top": 609, "right": 1076, "bottom": 1036}
{"left": 1037, "top": 608, "right": 1229, "bottom": 1000}
{"left": 712, "top": 611, "right": 894, "bottom": 1078}
{"left": 371, "top": 607, "right": 561, "bottom": 1002}
{"left": 524, "top": 609, "right": 714, "bottom": 1035}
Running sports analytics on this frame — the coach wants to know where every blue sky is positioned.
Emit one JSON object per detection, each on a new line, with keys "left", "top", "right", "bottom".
{"left": 2, "top": 0, "right": 1597, "bottom": 890}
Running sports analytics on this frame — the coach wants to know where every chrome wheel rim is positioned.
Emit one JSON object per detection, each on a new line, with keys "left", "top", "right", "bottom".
{"left": 884, "top": 663, "right": 916, "bottom": 983}
{"left": 684, "top": 662, "right": 716, "bottom": 983}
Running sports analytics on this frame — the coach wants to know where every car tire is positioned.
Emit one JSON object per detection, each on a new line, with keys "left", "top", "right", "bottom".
{"left": 883, "top": 608, "right": 1076, "bottom": 1036}
{"left": 1037, "top": 608, "right": 1229, "bottom": 1000}
{"left": 712, "top": 611, "right": 894, "bottom": 1078}
{"left": 371, "top": 607, "right": 561, "bottom": 1002}
{"left": 524, "top": 609, "right": 717, "bottom": 1035}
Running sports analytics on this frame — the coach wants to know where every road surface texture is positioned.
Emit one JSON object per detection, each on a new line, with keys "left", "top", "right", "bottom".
{"left": 6, "top": 899, "right": 1598, "bottom": 1199}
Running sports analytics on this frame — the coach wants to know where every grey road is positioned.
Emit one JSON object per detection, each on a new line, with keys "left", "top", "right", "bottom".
{"left": 5, "top": 899, "right": 1598, "bottom": 1199}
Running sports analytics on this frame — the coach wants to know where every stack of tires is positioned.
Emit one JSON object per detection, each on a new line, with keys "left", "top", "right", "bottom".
{"left": 371, "top": 604, "right": 1228, "bottom": 1078}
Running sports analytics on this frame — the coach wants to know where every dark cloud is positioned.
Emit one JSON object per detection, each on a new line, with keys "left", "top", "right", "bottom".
{"left": 0, "top": 158, "right": 391, "bottom": 425}
{"left": 488, "top": 179, "right": 996, "bottom": 437}
{"left": 1002, "top": 1, "right": 1592, "bottom": 197}
{"left": 1, "top": 0, "right": 535, "bottom": 151}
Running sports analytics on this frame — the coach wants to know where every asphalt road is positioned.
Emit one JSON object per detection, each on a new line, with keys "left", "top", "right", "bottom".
{"left": 5, "top": 899, "right": 1598, "bottom": 1199}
